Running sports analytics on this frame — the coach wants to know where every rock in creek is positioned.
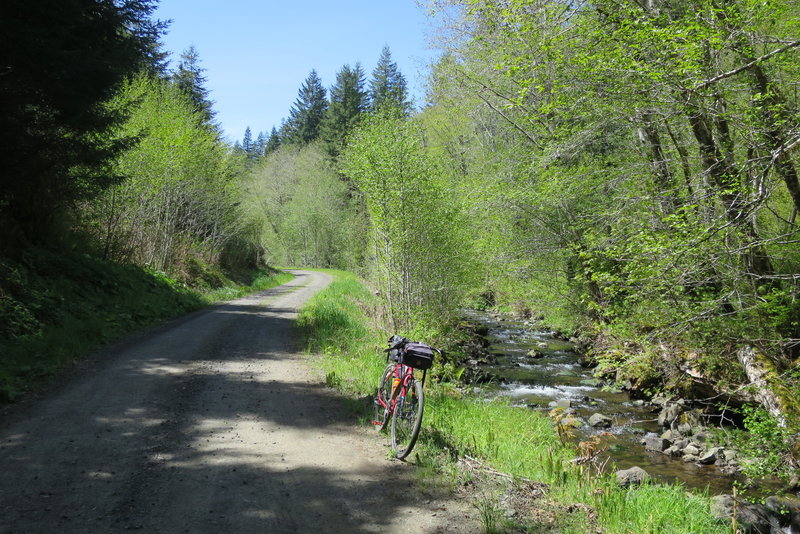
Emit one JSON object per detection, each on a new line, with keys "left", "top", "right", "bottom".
{"left": 588, "top": 413, "right": 613, "bottom": 428}
{"left": 641, "top": 436, "right": 669, "bottom": 452}
{"left": 697, "top": 447, "right": 722, "bottom": 465}
{"left": 657, "top": 403, "right": 682, "bottom": 427}
{"left": 616, "top": 466, "right": 650, "bottom": 487}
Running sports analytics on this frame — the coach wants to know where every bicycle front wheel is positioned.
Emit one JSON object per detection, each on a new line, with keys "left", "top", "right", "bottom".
{"left": 391, "top": 377, "right": 424, "bottom": 460}
{"left": 373, "top": 363, "right": 394, "bottom": 431}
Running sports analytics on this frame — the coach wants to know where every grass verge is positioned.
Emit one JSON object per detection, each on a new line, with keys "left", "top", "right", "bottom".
{"left": 0, "top": 246, "right": 293, "bottom": 402}
{"left": 297, "top": 270, "right": 730, "bottom": 534}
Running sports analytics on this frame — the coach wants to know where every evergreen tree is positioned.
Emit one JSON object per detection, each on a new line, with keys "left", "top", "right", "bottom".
{"left": 171, "top": 46, "right": 215, "bottom": 126}
{"left": 369, "top": 46, "right": 411, "bottom": 115}
{"left": 0, "top": 0, "right": 164, "bottom": 242}
{"left": 254, "top": 131, "right": 267, "bottom": 158}
{"left": 242, "top": 127, "right": 254, "bottom": 155}
{"left": 322, "top": 63, "right": 369, "bottom": 157}
{"left": 265, "top": 127, "right": 281, "bottom": 155}
{"left": 283, "top": 70, "right": 328, "bottom": 144}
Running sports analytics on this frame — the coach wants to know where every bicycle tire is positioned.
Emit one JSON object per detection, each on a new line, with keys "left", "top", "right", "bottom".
{"left": 391, "top": 376, "right": 424, "bottom": 460}
{"left": 373, "top": 363, "right": 395, "bottom": 431}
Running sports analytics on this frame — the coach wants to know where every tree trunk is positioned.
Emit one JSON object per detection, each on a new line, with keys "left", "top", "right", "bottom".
{"left": 737, "top": 346, "right": 787, "bottom": 427}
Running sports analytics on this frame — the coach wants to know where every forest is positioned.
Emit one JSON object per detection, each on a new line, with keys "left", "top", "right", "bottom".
{"left": 1, "top": 0, "right": 798, "bottom": 486}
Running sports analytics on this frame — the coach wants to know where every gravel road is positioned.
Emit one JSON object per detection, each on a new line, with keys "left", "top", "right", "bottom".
{"left": 0, "top": 271, "right": 479, "bottom": 533}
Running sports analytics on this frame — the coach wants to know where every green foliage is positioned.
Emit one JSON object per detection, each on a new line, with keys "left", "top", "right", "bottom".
{"left": 80, "top": 73, "right": 258, "bottom": 275}
{"left": 732, "top": 405, "right": 795, "bottom": 480}
{"left": 421, "top": 0, "right": 800, "bottom": 418}
{"left": 171, "top": 45, "right": 216, "bottom": 127}
{"left": 245, "top": 142, "right": 365, "bottom": 269}
{"left": 0, "top": 0, "right": 165, "bottom": 241}
{"left": 341, "top": 109, "right": 478, "bottom": 331}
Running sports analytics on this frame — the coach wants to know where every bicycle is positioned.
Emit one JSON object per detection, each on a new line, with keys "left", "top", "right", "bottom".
{"left": 372, "top": 335, "right": 439, "bottom": 460}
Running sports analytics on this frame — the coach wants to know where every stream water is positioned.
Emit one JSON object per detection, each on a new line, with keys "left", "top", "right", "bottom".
{"left": 464, "top": 310, "right": 771, "bottom": 496}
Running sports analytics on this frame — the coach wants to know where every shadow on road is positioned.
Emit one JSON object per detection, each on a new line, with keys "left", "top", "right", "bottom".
{"left": 0, "top": 272, "right": 465, "bottom": 533}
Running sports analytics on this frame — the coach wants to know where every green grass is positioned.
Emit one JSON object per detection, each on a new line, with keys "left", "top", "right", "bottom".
{"left": 0, "top": 246, "right": 293, "bottom": 402}
{"left": 297, "top": 270, "right": 731, "bottom": 534}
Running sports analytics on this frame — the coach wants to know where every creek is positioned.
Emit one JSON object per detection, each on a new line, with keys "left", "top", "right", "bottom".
{"left": 463, "top": 310, "right": 781, "bottom": 496}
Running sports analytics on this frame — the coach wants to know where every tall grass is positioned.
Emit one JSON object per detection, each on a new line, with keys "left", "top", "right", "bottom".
{"left": 296, "top": 270, "right": 387, "bottom": 396}
{"left": 298, "top": 270, "right": 730, "bottom": 533}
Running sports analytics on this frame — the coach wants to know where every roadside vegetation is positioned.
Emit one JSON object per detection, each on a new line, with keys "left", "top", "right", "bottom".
{"left": 0, "top": 246, "right": 291, "bottom": 402}
{"left": 298, "top": 271, "right": 728, "bottom": 534}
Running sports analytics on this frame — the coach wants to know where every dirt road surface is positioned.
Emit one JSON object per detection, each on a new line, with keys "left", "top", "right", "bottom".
{"left": 0, "top": 271, "right": 479, "bottom": 533}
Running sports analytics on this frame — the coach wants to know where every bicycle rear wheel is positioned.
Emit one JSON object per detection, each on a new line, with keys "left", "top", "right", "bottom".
{"left": 391, "top": 377, "right": 424, "bottom": 460}
{"left": 373, "top": 363, "right": 394, "bottom": 431}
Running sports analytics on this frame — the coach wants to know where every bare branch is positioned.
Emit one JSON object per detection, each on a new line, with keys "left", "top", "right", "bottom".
{"left": 695, "top": 39, "right": 800, "bottom": 90}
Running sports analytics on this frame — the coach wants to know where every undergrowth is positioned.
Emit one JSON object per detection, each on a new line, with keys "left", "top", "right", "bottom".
{"left": 298, "top": 270, "right": 730, "bottom": 534}
{"left": 0, "top": 245, "right": 292, "bottom": 402}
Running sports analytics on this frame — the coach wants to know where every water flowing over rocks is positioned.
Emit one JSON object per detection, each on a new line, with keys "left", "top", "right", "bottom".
{"left": 457, "top": 310, "right": 793, "bottom": 499}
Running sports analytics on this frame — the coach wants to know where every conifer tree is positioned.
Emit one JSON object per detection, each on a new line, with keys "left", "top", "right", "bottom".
{"left": 322, "top": 63, "right": 369, "bottom": 157}
{"left": 265, "top": 127, "right": 281, "bottom": 155}
{"left": 171, "top": 46, "right": 215, "bottom": 126}
{"left": 242, "top": 127, "right": 254, "bottom": 155}
{"left": 283, "top": 70, "right": 328, "bottom": 144}
{"left": 369, "top": 46, "right": 411, "bottom": 115}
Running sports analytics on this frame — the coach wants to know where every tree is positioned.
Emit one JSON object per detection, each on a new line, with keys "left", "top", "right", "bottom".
{"left": 242, "top": 127, "right": 254, "bottom": 155}
{"left": 282, "top": 70, "right": 328, "bottom": 144}
{"left": 321, "top": 63, "right": 369, "bottom": 157}
{"left": 342, "top": 109, "right": 475, "bottom": 329}
{"left": 171, "top": 46, "right": 216, "bottom": 127}
{"left": 369, "top": 46, "right": 411, "bottom": 115}
{"left": 265, "top": 127, "right": 282, "bottom": 155}
{"left": 84, "top": 74, "right": 254, "bottom": 272}
{"left": 0, "top": 0, "right": 164, "bottom": 243}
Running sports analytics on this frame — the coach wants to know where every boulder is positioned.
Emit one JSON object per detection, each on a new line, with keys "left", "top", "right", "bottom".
{"left": 616, "top": 466, "right": 650, "bottom": 487}
{"left": 764, "top": 495, "right": 800, "bottom": 531}
{"left": 527, "top": 349, "right": 544, "bottom": 359}
{"left": 642, "top": 436, "right": 669, "bottom": 452}
{"left": 559, "top": 415, "right": 584, "bottom": 428}
{"left": 663, "top": 445, "right": 682, "bottom": 457}
{"left": 682, "top": 454, "right": 699, "bottom": 463}
{"left": 683, "top": 444, "right": 701, "bottom": 456}
{"left": 677, "top": 423, "right": 693, "bottom": 435}
{"left": 657, "top": 403, "right": 682, "bottom": 427}
{"left": 697, "top": 447, "right": 722, "bottom": 465}
{"left": 660, "top": 429, "right": 677, "bottom": 441}
{"left": 673, "top": 438, "right": 690, "bottom": 450}
{"left": 710, "top": 495, "right": 774, "bottom": 534}
{"left": 588, "top": 413, "right": 613, "bottom": 428}
{"left": 548, "top": 399, "right": 572, "bottom": 409}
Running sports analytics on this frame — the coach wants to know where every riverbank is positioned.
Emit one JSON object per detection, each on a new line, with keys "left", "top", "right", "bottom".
{"left": 297, "top": 271, "right": 740, "bottom": 533}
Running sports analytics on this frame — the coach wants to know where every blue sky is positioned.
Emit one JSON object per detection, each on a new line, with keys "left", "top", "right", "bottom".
{"left": 154, "top": 1, "right": 439, "bottom": 143}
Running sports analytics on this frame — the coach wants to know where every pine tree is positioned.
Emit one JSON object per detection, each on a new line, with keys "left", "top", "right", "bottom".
{"left": 322, "top": 63, "right": 368, "bottom": 157}
{"left": 171, "top": 46, "right": 215, "bottom": 126}
{"left": 369, "top": 46, "right": 411, "bottom": 115}
{"left": 283, "top": 70, "right": 328, "bottom": 144}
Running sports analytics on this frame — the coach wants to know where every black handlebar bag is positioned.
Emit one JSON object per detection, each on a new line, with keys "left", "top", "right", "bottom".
{"left": 400, "top": 342, "right": 434, "bottom": 370}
